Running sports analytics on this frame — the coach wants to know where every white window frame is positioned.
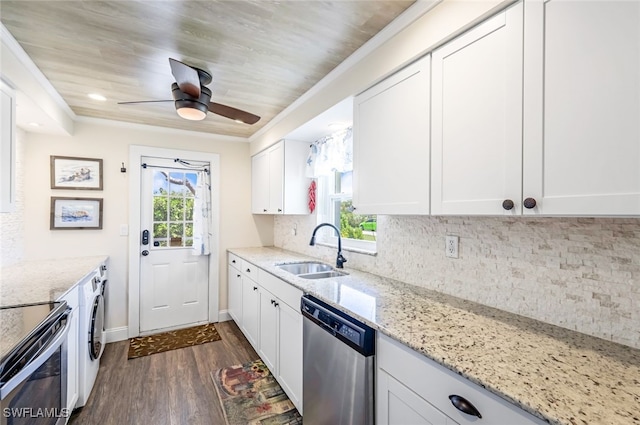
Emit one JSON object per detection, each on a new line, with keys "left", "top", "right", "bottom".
{"left": 316, "top": 172, "right": 377, "bottom": 254}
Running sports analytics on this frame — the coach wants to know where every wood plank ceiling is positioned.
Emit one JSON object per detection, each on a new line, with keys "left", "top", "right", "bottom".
{"left": 1, "top": 1, "right": 415, "bottom": 138}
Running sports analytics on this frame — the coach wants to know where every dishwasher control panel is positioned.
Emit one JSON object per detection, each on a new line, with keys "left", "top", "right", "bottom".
{"left": 301, "top": 295, "right": 375, "bottom": 355}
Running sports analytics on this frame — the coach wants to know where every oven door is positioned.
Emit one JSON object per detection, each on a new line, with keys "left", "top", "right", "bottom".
{"left": 1, "top": 310, "right": 70, "bottom": 425}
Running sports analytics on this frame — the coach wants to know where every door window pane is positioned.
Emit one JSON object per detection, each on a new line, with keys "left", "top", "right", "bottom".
{"left": 151, "top": 170, "right": 197, "bottom": 248}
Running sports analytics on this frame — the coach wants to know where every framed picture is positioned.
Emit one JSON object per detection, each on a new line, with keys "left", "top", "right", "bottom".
{"left": 50, "top": 197, "right": 103, "bottom": 230}
{"left": 51, "top": 156, "right": 103, "bottom": 190}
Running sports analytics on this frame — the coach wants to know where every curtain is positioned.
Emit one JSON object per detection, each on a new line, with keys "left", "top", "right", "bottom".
{"left": 192, "top": 170, "right": 211, "bottom": 256}
{"left": 306, "top": 127, "right": 353, "bottom": 177}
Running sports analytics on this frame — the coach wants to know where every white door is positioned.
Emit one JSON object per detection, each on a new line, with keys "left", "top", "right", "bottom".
{"left": 431, "top": 2, "right": 523, "bottom": 215}
{"left": 353, "top": 54, "right": 431, "bottom": 215}
{"left": 523, "top": 0, "right": 640, "bottom": 215}
{"left": 139, "top": 157, "right": 209, "bottom": 333}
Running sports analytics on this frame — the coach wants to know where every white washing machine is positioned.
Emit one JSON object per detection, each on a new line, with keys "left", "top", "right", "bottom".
{"left": 77, "top": 265, "right": 107, "bottom": 407}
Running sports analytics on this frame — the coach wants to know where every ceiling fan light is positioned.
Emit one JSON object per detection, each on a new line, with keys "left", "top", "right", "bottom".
{"left": 177, "top": 106, "right": 207, "bottom": 121}
{"left": 175, "top": 99, "right": 208, "bottom": 121}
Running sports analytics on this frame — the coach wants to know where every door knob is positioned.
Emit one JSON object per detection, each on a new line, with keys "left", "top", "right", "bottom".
{"left": 141, "top": 250, "right": 149, "bottom": 256}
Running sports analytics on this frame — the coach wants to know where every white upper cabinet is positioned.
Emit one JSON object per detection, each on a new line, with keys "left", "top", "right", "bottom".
{"left": 523, "top": 0, "right": 640, "bottom": 215}
{"left": 251, "top": 139, "right": 310, "bottom": 214}
{"left": 431, "top": 3, "right": 523, "bottom": 215}
{"left": 1, "top": 80, "right": 16, "bottom": 213}
{"left": 353, "top": 54, "right": 431, "bottom": 215}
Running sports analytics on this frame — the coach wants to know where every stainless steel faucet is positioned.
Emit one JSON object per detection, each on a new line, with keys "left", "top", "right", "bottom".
{"left": 309, "top": 223, "right": 347, "bottom": 268}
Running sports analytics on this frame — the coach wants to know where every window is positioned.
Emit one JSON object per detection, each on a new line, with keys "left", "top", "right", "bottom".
{"left": 311, "top": 128, "right": 376, "bottom": 253}
{"left": 152, "top": 170, "right": 197, "bottom": 248}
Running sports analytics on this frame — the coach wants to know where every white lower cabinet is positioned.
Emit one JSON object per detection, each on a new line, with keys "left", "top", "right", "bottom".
{"left": 240, "top": 263, "right": 260, "bottom": 348}
{"left": 257, "top": 270, "right": 303, "bottom": 413}
{"left": 227, "top": 254, "right": 303, "bottom": 414}
{"left": 377, "top": 334, "right": 546, "bottom": 425}
{"left": 227, "top": 256, "right": 242, "bottom": 323}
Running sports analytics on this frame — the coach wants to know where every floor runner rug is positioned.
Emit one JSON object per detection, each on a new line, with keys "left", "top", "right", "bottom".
{"left": 128, "top": 323, "right": 221, "bottom": 359}
{"left": 211, "top": 359, "right": 302, "bottom": 425}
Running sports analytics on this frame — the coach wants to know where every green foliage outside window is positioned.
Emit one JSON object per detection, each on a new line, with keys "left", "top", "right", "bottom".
{"left": 339, "top": 200, "right": 375, "bottom": 241}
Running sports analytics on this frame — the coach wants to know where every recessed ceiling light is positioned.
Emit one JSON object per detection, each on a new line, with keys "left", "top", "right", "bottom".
{"left": 88, "top": 93, "right": 107, "bottom": 101}
{"left": 28, "top": 122, "right": 42, "bottom": 127}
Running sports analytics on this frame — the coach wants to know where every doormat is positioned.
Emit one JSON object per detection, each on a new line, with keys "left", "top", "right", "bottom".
{"left": 128, "top": 323, "right": 221, "bottom": 359}
{"left": 211, "top": 359, "right": 302, "bottom": 425}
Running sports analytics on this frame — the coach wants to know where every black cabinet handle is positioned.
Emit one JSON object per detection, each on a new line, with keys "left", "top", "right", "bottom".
{"left": 274, "top": 301, "right": 279, "bottom": 307}
{"left": 502, "top": 199, "right": 514, "bottom": 210}
{"left": 278, "top": 208, "right": 282, "bottom": 212}
{"left": 449, "top": 395, "right": 482, "bottom": 418}
{"left": 253, "top": 286, "right": 258, "bottom": 291}
{"left": 246, "top": 268, "right": 251, "bottom": 273}
{"left": 232, "top": 259, "right": 236, "bottom": 264}
{"left": 523, "top": 197, "right": 537, "bottom": 209}
{"left": 263, "top": 208, "right": 268, "bottom": 212}
{"left": 236, "top": 274, "right": 241, "bottom": 278}
{"left": 270, "top": 299, "right": 275, "bottom": 305}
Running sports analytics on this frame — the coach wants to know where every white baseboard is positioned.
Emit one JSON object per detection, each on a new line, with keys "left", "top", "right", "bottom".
{"left": 218, "top": 310, "right": 232, "bottom": 322}
{"left": 105, "top": 326, "right": 129, "bottom": 343}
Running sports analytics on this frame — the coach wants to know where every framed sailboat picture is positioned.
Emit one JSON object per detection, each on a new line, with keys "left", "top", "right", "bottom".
{"left": 50, "top": 197, "right": 103, "bottom": 229}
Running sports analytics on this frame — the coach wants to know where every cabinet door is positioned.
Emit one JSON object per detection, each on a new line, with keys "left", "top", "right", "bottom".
{"left": 227, "top": 265, "right": 242, "bottom": 324}
{"left": 268, "top": 142, "right": 284, "bottom": 214}
{"left": 523, "top": 0, "right": 640, "bottom": 215}
{"left": 378, "top": 369, "right": 459, "bottom": 425}
{"left": 251, "top": 150, "right": 270, "bottom": 214}
{"left": 241, "top": 276, "right": 259, "bottom": 348}
{"left": 277, "top": 301, "right": 303, "bottom": 413}
{"left": 431, "top": 3, "right": 523, "bottom": 215}
{"left": 0, "top": 81, "right": 16, "bottom": 213}
{"left": 258, "top": 287, "right": 278, "bottom": 372}
{"left": 353, "top": 54, "right": 431, "bottom": 215}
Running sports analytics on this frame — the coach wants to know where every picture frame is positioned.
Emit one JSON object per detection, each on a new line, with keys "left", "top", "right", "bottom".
{"left": 50, "top": 197, "right": 103, "bottom": 230}
{"left": 50, "top": 156, "right": 103, "bottom": 190}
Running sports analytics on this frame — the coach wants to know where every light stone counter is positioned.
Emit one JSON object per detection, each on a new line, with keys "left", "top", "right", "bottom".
{"left": 229, "top": 246, "right": 640, "bottom": 425}
{"left": 0, "top": 256, "right": 108, "bottom": 307}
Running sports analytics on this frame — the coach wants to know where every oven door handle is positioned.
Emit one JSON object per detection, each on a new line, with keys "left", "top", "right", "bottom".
{"left": 0, "top": 310, "right": 71, "bottom": 399}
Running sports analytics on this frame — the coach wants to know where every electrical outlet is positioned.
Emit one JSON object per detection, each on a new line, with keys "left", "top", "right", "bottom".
{"left": 446, "top": 235, "right": 459, "bottom": 258}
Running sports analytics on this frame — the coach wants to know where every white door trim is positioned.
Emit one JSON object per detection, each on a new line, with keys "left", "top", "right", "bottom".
{"left": 128, "top": 145, "right": 220, "bottom": 338}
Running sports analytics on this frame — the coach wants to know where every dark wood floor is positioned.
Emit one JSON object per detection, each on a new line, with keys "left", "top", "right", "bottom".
{"left": 69, "top": 320, "right": 258, "bottom": 425}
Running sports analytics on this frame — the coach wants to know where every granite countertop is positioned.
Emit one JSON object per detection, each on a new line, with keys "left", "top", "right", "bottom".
{"left": 229, "top": 246, "right": 640, "bottom": 425}
{"left": 0, "top": 256, "right": 108, "bottom": 307}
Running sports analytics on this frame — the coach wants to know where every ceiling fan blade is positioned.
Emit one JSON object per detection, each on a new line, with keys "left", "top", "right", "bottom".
{"left": 118, "top": 100, "right": 173, "bottom": 105}
{"left": 208, "top": 102, "right": 261, "bottom": 125}
{"left": 169, "top": 58, "right": 201, "bottom": 98}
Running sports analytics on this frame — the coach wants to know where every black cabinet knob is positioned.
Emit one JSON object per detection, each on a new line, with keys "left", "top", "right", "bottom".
{"left": 502, "top": 199, "right": 514, "bottom": 210}
{"left": 253, "top": 286, "right": 258, "bottom": 291}
{"left": 263, "top": 209, "right": 268, "bottom": 212}
{"left": 523, "top": 197, "right": 537, "bottom": 209}
{"left": 449, "top": 395, "right": 482, "bottom": 418}
{"left": 278, "top": 208, "right": 282, "bottom": 212}
{"left": 246, "top": 268, "right": 251, "bottom": 273}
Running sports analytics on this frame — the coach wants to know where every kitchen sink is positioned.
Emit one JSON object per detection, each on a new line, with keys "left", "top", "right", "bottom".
{"left": 298, "top": 271, "right": 347, "bottom": 279}
{"left": 276, "top": 262, "right": 347, "bottom": 279}
{"left": 277, "top": 262, "right": 334, "bottom": 275}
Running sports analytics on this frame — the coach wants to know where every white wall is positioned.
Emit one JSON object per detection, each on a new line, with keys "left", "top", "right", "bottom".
{"left": 21, "top": 119, "right": 273, "bottom": 332}
{"left": 275, "top": 214, "right": 640, "bottom": 349}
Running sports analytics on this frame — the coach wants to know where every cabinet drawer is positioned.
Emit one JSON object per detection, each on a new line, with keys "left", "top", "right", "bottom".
{"left": 241, "top": 260, "right": 258, "bottom": 279}
{"left": 258, "top": 270, "right": 303, "bottom": 311}
{"left": 378, "top": 334, "right": 545, "bottom": 425}
{"left": 228, "top": 253, "right": 241, "bottom": 268}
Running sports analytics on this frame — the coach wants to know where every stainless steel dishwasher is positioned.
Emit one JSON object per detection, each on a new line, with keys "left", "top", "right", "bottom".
{"left": 301, "top": 295, "right": 375, "bottom": 425}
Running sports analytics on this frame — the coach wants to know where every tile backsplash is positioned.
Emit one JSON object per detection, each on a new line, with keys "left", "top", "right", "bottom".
{"left": 275, "top": 214, "right": 640, "bottom": 349}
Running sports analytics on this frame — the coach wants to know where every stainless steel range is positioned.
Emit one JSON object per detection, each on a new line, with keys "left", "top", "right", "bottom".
{"left": 0, "top": 302, "right": 71, "bottom": 425}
